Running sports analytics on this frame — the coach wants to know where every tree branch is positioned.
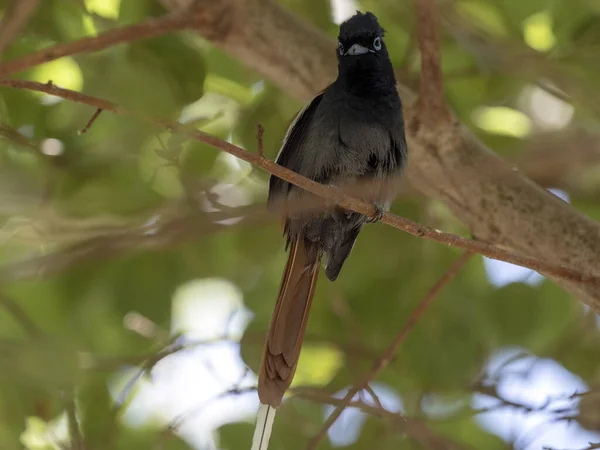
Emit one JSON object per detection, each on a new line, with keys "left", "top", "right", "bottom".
{"left": 0, "top": 0, "right": 39, "bottom": 58}
{"left": 159, "top": 381, "right": 469, "bottom": 450}
{"left": 1, "top": 80, "right": 599, "bottom": 290}
{"left": 0, "top": 11, "right": 195, "bottom": 78}
{"left": 306, "top": 251, "right": 473, "bottom": 449}
{"left": 162, "top": 0, "right": 600, "bottom": 312}
{"left": 294, "top": 388, "right": 468, "bottom": 450}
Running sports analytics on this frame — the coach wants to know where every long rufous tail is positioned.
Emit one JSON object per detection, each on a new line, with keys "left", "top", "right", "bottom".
{"left": 257, "top": 236, "right": 320, "bottom": 407}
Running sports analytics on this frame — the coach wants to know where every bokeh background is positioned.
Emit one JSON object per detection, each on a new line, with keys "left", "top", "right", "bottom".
{"left": 2, "top": 0, "right": 600, "bottom": 449}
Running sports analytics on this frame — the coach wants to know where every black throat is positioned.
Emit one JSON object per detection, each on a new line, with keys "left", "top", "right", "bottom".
{"left": 336, "top": 54, "right": 397, "bottom": 98}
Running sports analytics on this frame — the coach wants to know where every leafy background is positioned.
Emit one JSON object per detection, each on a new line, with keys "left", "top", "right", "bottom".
{"left": 1, "top": 0, "right": 600, "bottom": 449}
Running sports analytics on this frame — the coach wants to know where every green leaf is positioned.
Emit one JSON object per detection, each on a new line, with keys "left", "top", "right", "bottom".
{"left": 30, "top": 0, "right": 90, "bottom": 42}
{"left": 127, "top": 35, "right": 206, "bottom": 108}
{"left": 118, "top": 0, "right": 166, "bottom": 24}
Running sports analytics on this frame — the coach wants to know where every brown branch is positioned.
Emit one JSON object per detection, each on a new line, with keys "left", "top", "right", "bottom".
{"left": 363, "top": 384, "right": 384, "bottom": 410}
{"left": 1, "top": 80, "right": 600, "bottom": 289}
{"left": 306, "top": 251, "right": 473, "bottom": 449}
{"left": 415, "top": 0, "right": 449, "bottom": 121}
{"left": 256, "top": 123, "right": 265, "bottom": 157}
{"left": 0, "top": 0, "right": 39, "bottom": 58}
{"left": 168, "top": 0, "right": 600, "bottom": 311}
{"left": 0, "top": 12, "right": 194, "bottom": 78}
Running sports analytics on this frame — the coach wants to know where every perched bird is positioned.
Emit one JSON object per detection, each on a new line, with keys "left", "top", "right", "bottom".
{"left": 252, "top": 11, "right": 407, "bottom": 450}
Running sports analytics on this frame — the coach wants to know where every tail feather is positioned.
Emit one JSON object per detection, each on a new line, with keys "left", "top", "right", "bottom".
{"left": 251, "top": 404, "right": 276, "bottom": 450}
{"left": 258, "top": 236, "right": 320, "bottom": 407}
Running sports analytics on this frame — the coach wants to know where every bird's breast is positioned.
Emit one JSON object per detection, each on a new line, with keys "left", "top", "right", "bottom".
{"left": 304, "top": 90, "right": 401, "bottom": 181}
{"left": 329, "top": 112, "right": 392, "bottom": 171}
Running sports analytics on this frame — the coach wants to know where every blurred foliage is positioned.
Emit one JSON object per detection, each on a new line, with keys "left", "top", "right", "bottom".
{"left": 0, "top": 0, "right": 599, "bottom": 449}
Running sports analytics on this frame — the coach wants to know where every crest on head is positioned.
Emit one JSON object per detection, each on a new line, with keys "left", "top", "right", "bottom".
{"left": 337, "top": 11, "right": 386, "bottom": 58}
{"left": 339, "top": 11, "right": 385, "bottom": 42}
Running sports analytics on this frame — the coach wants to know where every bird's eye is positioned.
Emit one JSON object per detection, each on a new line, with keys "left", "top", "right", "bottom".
{"left": 373, "top": 37, "right": 382, "bottom": 51}
{"left": 338, "top": 42, "right": 344, "bottom": 55}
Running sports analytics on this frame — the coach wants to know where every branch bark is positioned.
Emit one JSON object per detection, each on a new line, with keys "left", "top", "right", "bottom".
{"left": 160, "top": 0, "right": 600, "bottom": 311}
{"left": 415, "top": 0, "right": 449, "bottom": 122}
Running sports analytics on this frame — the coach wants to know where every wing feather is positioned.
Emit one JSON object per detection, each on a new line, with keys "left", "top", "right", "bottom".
{"left": 267, "top": 91, "right": 325, "bottom": 211}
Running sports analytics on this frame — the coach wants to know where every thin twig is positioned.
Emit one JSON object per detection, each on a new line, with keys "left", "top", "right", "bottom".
{"left": 306, "top": 251, "right": 473, "bottom": 449}
{"left": 0, "top": 80, "right": 599, "bottom": 289}
{"left": 472, "top": 383, "right": 598, "bottom": 418}
{"left": 113, "top": 329, "right": 240, "bottom": 415}
{"left": 78, "top": 108, "right": 102, "bottom": 135}
{"left": 544, "top": 444, "right": 600, "bottom": 450}
{"left": 163, "top": 383, "right": 467, "bottom": 450}
{"left": 364, "top": 384, "right": 384, "bottom": 410}
{"left": 296, "top": 389, "right": 468, "bottom": 450}
{"left": 168, "top": 386, "right": 257, "bottom": 432}
{"left": 0, "top": 12, "right": 194, "bottom": 78}
{"left": 0, "top": 0, "right": 39, "bottom": 58}
{"left": 85, "top": 338, "right": 238, "bottom": 372}
{"left": 113, "top": 339, "right": 186, "bottom": 412}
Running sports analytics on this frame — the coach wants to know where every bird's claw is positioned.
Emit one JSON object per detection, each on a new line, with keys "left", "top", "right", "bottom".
{"left": 367, "top": 204, "right": 384, "bottom": 223}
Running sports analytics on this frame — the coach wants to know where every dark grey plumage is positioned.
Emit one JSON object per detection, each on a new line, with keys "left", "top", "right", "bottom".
{"left": 258, "top": 11, "right": 407, "bottom": 408}
{"left": 269, "top": 12, "right": 407, "bottom": 281}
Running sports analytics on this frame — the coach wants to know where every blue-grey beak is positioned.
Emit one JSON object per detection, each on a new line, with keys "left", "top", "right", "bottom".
{"left": 344, "top": 43, "right": 373, "bottom": 56}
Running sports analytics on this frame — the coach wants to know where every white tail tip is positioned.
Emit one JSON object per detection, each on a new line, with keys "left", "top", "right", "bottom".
{"left": 251, "top": 404, "right": 276, "bottom": 450}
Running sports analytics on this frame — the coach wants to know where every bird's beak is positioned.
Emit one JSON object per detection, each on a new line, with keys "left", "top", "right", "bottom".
{"left": 344, "top": 44, "right": 373, "bottom": 56}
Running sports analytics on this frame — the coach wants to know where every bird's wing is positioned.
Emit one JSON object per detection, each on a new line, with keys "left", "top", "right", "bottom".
{"left": 267, "top": 91, "right": 325, "bottom": 211}
{"left": 391, "top": 113, "right": 408, "bottom": 170}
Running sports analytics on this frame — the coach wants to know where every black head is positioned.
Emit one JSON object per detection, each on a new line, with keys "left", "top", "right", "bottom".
{"left": 335, "top": 12, "right": 395, "bottom": 93}
{"left": 337, "top": 11, "right": 386, "bottom": 59}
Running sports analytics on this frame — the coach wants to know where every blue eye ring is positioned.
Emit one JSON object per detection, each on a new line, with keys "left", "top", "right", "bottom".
{"left": 338, "top": 41, "right": 344, "bottom": 55}
{"left": 373, "top": 37, "right": 382, "bottom": 51}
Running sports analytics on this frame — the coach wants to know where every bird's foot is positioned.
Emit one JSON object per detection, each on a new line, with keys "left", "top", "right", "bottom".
{"left": 367, "top": 204, "right": 385, "bottom": 223}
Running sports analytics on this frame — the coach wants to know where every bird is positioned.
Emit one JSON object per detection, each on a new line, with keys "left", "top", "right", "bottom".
{"left": 251, "top": 11, "right": 407, "bottom": 450}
